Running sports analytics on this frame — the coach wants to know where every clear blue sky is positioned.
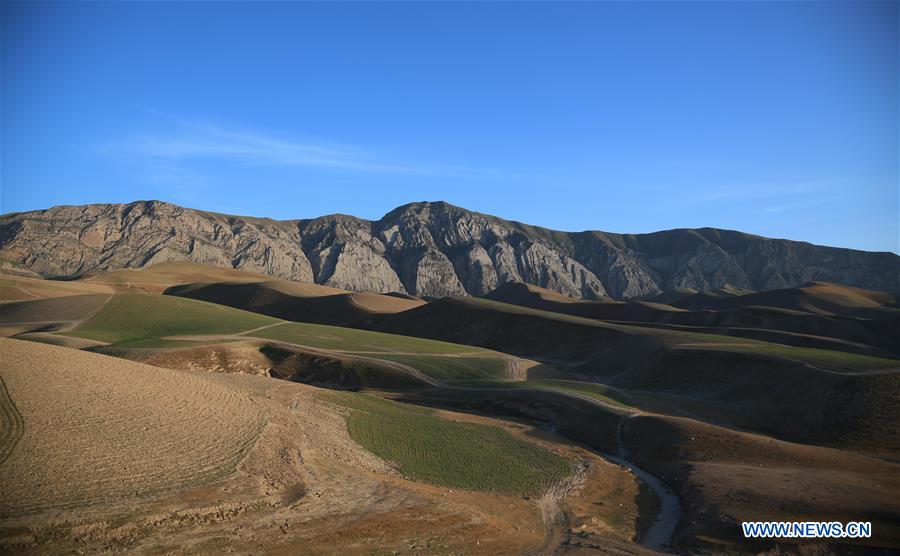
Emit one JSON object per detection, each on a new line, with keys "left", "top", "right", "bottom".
{"left": 2, "top": 1, "right": 897, "bottom": 253}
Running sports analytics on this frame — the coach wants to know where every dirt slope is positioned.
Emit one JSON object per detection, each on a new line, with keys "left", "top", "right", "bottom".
{"left": 0, "top": 338, "right": 264, "bottom": 518}
{"left": 623, "top": 414, "right": 900, "bottom": 551}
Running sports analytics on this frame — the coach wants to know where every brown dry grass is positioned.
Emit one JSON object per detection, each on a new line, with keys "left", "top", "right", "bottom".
{"left": 0, "top": 338, "right": 265, "bottom": 518}
{"left": 674, "top": 281, "right": 898, "bottom": 318}
{"left": 0, "top": 274, "right": 115, "bottom": 301}
{"left": 82, "top": 261, "right": 284, "bottom": 293}
{"left": 347, "top": 291, "right": 425, "bottom": 313}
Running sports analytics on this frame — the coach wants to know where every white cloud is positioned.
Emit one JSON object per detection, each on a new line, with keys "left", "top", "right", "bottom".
{"left": 698, "top": 183, "right": 825, "bottom": 202}
{"left": 763, "top": 198, "right": 828, "bottom": 213}
{"left": 105, "top": 119, "right": 483, "bottom": 176}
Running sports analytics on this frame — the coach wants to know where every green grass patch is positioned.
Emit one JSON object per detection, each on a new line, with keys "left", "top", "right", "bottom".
{"left": 459, "top": 379, "right": 632, "bottom": 408}
{"left": 66, "top": 294, "right": 279, "bottom": 345}
{"left": 110, "top": 337, "right": 243, "bottom": 349}
{"left": 323, "top": 392, "right": 569, "bottom": 493}
{"left": 253, "top": 321, "right": 487, "bottom": 354}
{"left": 369, "top": 354, "right": 509, "bottom": 381}
{"left": 691, "top": 343, "right": 899, "bottom": 372}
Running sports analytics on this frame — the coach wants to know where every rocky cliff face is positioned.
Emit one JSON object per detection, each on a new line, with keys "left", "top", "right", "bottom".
{"left": 2, "top": 200, "right": 898, "bottom": 298}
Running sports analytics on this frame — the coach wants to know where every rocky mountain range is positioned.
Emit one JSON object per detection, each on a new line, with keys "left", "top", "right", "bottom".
{"left": 1, "top": 200, "right": 898, "bottom": 298}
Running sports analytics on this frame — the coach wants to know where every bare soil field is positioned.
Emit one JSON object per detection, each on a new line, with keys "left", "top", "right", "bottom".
{"left": 0, "top": 338, "right": 265, "bottom": 520}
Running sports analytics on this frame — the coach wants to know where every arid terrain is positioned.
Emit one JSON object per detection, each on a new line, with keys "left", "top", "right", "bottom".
{"left": 1, "top": 253, "right": 898, "bottom": 554}
{"left": 4, "top": 0, "right": 898, "bottom": 549}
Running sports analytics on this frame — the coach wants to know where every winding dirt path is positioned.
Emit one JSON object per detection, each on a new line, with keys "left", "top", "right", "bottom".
{"left": 611, "top": 415, "right": 681, "bottom": 551}
{"left": 454, "top": 387, "right": 682, "bottom": 551}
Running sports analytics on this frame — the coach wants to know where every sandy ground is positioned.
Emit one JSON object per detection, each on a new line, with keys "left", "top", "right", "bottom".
{"left": 0, "top": 338, "right": 650, "bottom": 554}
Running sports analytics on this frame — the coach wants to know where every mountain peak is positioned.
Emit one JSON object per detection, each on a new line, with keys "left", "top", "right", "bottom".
{"left": 1, "top": 200, "right": 897, "bottom": 298}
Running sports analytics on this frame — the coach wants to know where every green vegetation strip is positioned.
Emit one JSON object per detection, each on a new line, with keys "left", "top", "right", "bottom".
{"left": 0, "top": 376, "right": 24, "bottom": 465}
{"left": 66, "top": 294, "right": 278, "bottom": 345}
{"left": 369, "top": 354, "right": 509, "bottom": 380}
{"left": 109, "top": 338, "right": 243, "bottom": 349}
{"left": 460, "top": 379, "right": 632, "bottom": 408}
{"left": 691, "top": 343, "right": 899, "bottom": 372}
{"left": 254, "top": 321, "right": 488, "bottom": 354}
{"left": 323, "top": 392, "right": 569, "bottom": 494}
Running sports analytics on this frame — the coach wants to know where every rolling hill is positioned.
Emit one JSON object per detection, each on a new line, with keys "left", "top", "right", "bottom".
{"left": 484, "top": 281, "right": 900, "bottom": 357}
{"left": 670, "top": 280, "right": 899, "bottom": 317}
{"left": 166, "top": 279, "right": 423, "bottom": 327}
{"left": 79, "top": 261, "right": 285, "bottom": 293}
{"left": 376, "top": 294, "right": 899, "bottom": 452}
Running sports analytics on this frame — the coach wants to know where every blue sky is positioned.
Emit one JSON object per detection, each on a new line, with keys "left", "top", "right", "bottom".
{"left": 2, "top": 1, "right": 897, "bottom": 253}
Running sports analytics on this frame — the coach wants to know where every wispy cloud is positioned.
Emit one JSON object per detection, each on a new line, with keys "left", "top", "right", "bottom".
{"left": 699, "top": 182, "right": 823, "bottom": 202}
{"left": 102, "top": 119, "right": 484, "bottom": 177}
{"left": 763, "top": 198, "right": 828, "bottom": 213}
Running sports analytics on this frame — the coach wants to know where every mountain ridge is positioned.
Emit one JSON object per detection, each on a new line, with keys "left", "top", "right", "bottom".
{"left": 2, "top": 199, "right": 898, "bottom": 298}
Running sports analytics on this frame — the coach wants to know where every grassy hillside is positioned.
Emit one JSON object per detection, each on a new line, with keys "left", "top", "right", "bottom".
{"left": 379, "top": 296, "right": 897, "bottom": 372}
{"left": 688, "top": 342, "right": 899, "bottom": 372}
{"left": 464, "top": 379, "right": 630, "bottom": 407}
{"left": 324, "top": 392, "right": 569, "bottom": 493}
{"left": 370, "top": 354, "right": 509, "bottom": 381}
{"left": 0, "top": 294, "right": 111, "bottom": 328}
{"left": 66, "top": 294, "right": 278, "bottom": 346}
{"left": 253, "top": 321, "right": 490, "bottom": 354}
{"left": 484, "top": 282, "right": 900, "bottom": 358}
